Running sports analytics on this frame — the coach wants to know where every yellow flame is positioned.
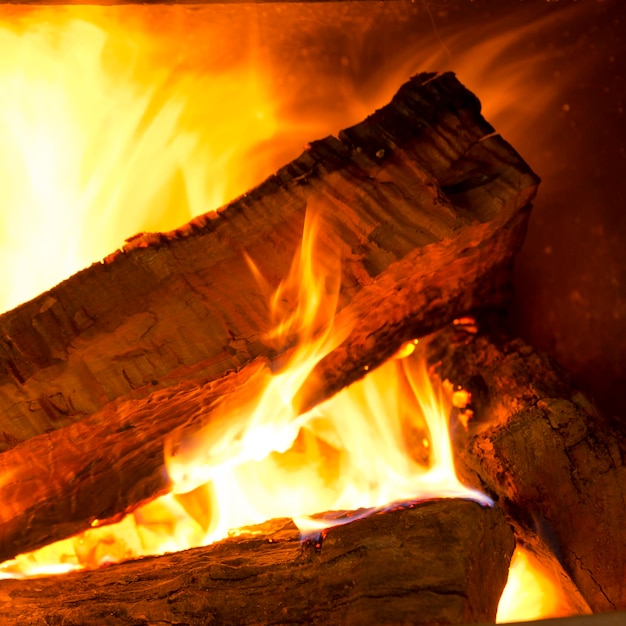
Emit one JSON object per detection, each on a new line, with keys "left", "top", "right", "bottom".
{"left": 0, "top": 7, "right": 594, "bottom": 623}
{"left": 164, "top": 208, "right": 354, "bottom": 538}
{"left": 0, "top": 203, "right": 486, "bottom": 579}
{"left": 0, "top": 4, "right": 584, "bottom": 315}
{"left": 497, "top": 547, "right": 584, "bottom": 623}
{"left": 0, "top": 8, "right": 280, "bottom": 313}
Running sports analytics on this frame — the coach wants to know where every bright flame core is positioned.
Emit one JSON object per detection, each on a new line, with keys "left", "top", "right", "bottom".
{"left": 496, "top": 547, "right": 583, "bottom": 623}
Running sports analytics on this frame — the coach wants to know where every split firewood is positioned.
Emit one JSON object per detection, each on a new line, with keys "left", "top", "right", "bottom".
{"left": 0, "top": 499, "right": 515, "bottom": 626}
{"left": 0, "top": 71, "right": 538, "bottom": 450}
{"left": 424, "top": 325, "right": 626, "bottom": 613}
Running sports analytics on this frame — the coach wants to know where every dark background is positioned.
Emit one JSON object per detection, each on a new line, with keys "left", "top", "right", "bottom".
{"left": 438, "top": 0, "right": 626, "bottom": 423}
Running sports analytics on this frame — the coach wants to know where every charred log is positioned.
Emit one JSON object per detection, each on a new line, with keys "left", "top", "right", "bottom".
{"left": 425, "top": 326, "right": 626, "bottom": 613}
{"left": 0, "top": 500, "right": 514, "bottom": 626}
{"left": 0, "top": 71, "right": 537, "bottom": 449}
{"left": 0, "top": 361, "right": 265, "bottom": 561}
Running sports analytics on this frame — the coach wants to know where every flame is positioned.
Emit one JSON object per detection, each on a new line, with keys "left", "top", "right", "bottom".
{"left": 0, "top": 5, "right": 598, "bottom": 621}
{"left": 0, "top": 3, "right": 590, "bottom": 315}
{"left": 0, "top": 204, "right": 488, "bottom": 579}
{"left": 0, "top": 7, "right": 283, "bottom": 313}
{"left": 164, "top": 206, "right": 356, "bottom": 540}
{"left": 497, "top": 547, "right": 585, "bottom": 623}
{"left": 155, "top": 204, "right": 489, "bottom": 541}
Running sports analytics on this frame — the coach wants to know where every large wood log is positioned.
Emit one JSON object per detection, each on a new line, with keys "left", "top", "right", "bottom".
{"left": 0, "top": 72, "right": 537, "bottom": 561}
{"left": 0, "top": 71, "right": 538, "bottom": 450}
{"left": 424, "top": 325, "right": 626, "bottom": 613}
{"left": 0, "top": 500, "right": 515, "bottom": 626}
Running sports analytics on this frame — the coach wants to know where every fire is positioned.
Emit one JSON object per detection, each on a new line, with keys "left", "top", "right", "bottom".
{"left": 0, "top": 205, "right": 489, "bottom": 579}
{"left": 497, "top": 547, "right": 586, "bottom": 623}
{"left": 0, "top": 4, "right": 583, "bottom": 315}
{"left": 0, "top": 4, "right": 596, "bottom": 622}
{"left": 165, "top": 210, "right": 490, "bottom": 537}
{"left": 0, "top": 7, "right": 282, "bottom": 313}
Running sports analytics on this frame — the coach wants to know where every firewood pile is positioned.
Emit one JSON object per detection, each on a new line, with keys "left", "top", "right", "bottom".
{"left": 0, "top": 72, "right": 623, "bottom": 625}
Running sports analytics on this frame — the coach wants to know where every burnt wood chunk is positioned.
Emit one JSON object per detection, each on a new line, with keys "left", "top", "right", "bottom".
{"left": 425, "top": 327, "right": 626, "bottom": 613}
{"left": 0, "top": 363, "right": 262, "bottom": 561}
{"left": 0, "top": 71, "right": 538, "bottom": 449}
{"left": 0, "top": 500, "right": 515, "bottom": 626}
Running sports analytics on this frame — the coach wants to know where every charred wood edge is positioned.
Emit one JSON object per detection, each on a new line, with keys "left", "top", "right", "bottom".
{"left": 0, "top": 70, "right": 538, "bottom": 449}
{"left": 0, "top": 500, "right": 515, "bottom": 626}
{"left": 423, "top": 326, "right": 626, "bottom": 613}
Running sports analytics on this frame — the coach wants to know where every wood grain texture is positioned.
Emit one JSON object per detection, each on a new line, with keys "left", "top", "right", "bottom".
{"left": 0, "top": 71, "right": 538, "bottom": 450}
{"left": 0, "top": 499, "right": 515, "bottom": 626}
{"left": 0, "top": 360, "right": 263, "bottom": 560}
{"left": 425, "top": 325, "right": 626, "bottom": 613}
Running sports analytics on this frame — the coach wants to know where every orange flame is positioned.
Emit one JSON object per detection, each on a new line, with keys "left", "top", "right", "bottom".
{"left": 0, "top": 4, "right": 586, "bottom": 314}
{"left": 0, "top": 203, "right": 487, "bottom": 579}
{"left": 0, "top": 6, "right": 595, "bottom": 622}
{"left": 0, "top": 7, "right": 281, "bottom": 313}
{"left": 165, "top": 202, "right": 489, "bottom": 541}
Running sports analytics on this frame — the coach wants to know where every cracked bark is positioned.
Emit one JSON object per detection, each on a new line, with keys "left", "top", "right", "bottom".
{"left": 425, "top": 325, "right": 626, "bottom": 612}
{"left": 0, "top": 500, "right": 514, "bottom": 626}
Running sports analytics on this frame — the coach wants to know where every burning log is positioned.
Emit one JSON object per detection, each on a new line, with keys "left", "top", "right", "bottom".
{"left": 0, "top": 70, "right": 537, "bottom": 450}
{"left": 0, "top": 361, "right": 267, "bottom": 561}
{"left": 0, "top": 72, "right": 538, "bottom": 560}
{"left": 425, "top": 326, "right": 626, "bottom": 613}
{"left": 0, "top": 500, "right": 514, "bottom": 625}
